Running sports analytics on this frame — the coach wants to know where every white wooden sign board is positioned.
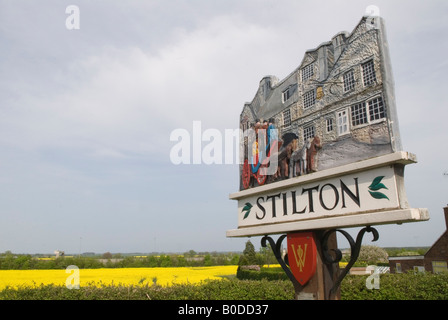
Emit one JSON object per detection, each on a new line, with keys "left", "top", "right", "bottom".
{"left": 227, "top": 152, "right": 428, "bottom": 238}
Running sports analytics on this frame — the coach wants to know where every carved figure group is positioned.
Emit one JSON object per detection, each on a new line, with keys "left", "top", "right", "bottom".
{"left": 241, "top": 116, "right": 321, "bottom": 189}
{"left": 268, "top": 133, "right": 322, "bottom": 182}
{"left": 289, "top": 136, "right": 321, "bottom": 178}
{"left": 241, "top": 118, "right": 282, "bottom": 189}
{"left": 272, "top": 132, "right": 294, "bottom": 179}
{"left": 275, "top": 135, "right": 321, "bottom": 180}
{"left": 290, "top": 139, "right": 310, "bottom": 178}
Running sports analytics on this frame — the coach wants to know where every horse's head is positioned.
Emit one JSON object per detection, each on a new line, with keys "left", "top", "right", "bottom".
{"left": 291, "top": 139, "right": 299, "bottom": 151}
{"left": 305, "top": 139, "right": 311, "bottom": 149}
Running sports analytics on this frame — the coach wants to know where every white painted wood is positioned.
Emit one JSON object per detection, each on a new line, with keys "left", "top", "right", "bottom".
{"left": 226, "top": 208, "right": 429, "bottom": 238}
{"left": 227, "top": 152, "right": 428, "bottom": 238}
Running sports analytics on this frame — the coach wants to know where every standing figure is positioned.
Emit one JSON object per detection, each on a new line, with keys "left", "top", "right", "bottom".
{"left": 306, "top": 136, "right": 321, "bottom": 173}
{"left": 254, "top": 119, "right": 262, "bottom": 134}
{"left": 267, "top": 118, "right": 279, "bottom": 144}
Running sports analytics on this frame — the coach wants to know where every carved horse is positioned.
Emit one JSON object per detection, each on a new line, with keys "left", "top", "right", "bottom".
{"left": 289, "top": 139, "right": 310, "bottom": 178}
{"left": 277, "top": 138, "right": 298, "bottom": 179}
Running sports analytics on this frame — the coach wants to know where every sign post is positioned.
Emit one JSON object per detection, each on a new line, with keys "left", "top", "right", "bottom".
{"left": 227, "top": 14, "right": 429, "bottom": 300}
{"left": 287, "top": 232, "right": 317, "bottom": 286}
{"left": 261, "top": 229, "right": 341, "bottom": 300}
{"left": 287, "top": 231, "right": 334, "bottom": 300}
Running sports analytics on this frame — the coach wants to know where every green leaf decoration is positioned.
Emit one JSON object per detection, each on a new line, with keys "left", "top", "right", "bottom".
{"left": 242, "top": 202, "right": 253, "bottom": 219}
{"left": 370, "top": 182, "right": 388, "bottom": 191}
{"left": 369, "top": 190, "right": 389, "bottom": 200}
{"left": 242, "top": 203, "right": 252, "bottom": 211}
{"left": 368, "top": 176, "right": 388, "bottom": 191}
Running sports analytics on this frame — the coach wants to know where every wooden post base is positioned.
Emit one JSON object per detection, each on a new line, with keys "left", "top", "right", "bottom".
{"left": 292, "top": 230, "right": 340, "bottom": 300}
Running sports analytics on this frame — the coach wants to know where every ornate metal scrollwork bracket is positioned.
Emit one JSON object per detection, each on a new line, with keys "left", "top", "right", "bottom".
{"left": 321, "top": 226, "right": 379, "bottom": 296}
{"left": 261, "top": 235, "right": 303, "bottom": 292}
{"left": 261, "top": 226, "right": 379, "bottom": 299}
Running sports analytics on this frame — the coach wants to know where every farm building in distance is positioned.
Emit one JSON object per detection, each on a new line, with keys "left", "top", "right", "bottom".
{"left": 389, "top": 205, "right": 448, "bottom": 273}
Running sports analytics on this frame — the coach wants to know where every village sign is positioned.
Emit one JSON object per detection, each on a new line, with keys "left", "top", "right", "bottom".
{"left": 226, "top": 12, "right": 429, "bottom": 299}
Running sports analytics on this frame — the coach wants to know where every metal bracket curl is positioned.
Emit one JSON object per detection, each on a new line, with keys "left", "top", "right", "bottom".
{"left": 261, "top": 235, "right": 303, "bottom": 292}
{"left": 321, "top": 226, "right": 379, "bottom": 296}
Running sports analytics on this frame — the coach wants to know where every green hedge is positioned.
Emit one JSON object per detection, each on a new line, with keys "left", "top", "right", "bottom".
{"left": 236, "top": 266, "right": 289, "bottom": 281}
{"left": 237, "top": 267, "right": 448, "bottom": 300}
{"left": 341, "top": 272, "right": 448, "bottom": 300}
{"left": 0, "top": 278, "right": 294, "bottom": 300}
{"left": 2, "top": 271, "right": 447, "bottom": 300}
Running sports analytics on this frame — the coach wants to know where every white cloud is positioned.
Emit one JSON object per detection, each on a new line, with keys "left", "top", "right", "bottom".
{"left": 1, "top": 13, "right": 292, "bottom": 160}
{"left": 1, "top": 1, "right": 448, "bottom": 252}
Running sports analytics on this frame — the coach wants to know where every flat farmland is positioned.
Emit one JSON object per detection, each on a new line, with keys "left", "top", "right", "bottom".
{"left": 0, "top": 266, "right": 238, "bottom": 290}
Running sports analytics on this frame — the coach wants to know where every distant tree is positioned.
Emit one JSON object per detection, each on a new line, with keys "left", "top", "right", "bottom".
{"left": 204, "top": 254, "right": 212, "bottom": 266}
{"left": 102, "top": 252, "right": 113, "bottom": 259}
{"left": 215, "top": 254, "right": 230, "bottom": 266}
{"left": 230, "top": 254, "right": 240, "bottom": 265}
{"left": 0, "top": 251, "right": 15, "bottom": 269}
{"left": 176, "top": 255, "right": 187, "bottom": 267}
{"left": 259, "top": 244, "right": 277, "bottom": 266}
{"left": 186, "top": 250, "right": 197, "bottom": 257}
{"left": 146, "top": 255, "right": 158, "bottom": 267}
{"left": 243, "top": 241, "right": 256, "bottom": 258}
{"left": 239, "top": 240, "right": 257, "bottom": 266}
{"left": 159, "top": 255, "right": 172, "bottom": 267}
{"left": 14, "top": 255, "right": 32, "bottom": 269}
{"left": 357, "top": 245, "right": 388, "bottom": 265}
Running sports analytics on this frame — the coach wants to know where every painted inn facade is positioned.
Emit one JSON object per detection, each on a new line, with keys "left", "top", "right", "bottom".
{"left": 239, "top": 16, "right": 401, "bottom": 190}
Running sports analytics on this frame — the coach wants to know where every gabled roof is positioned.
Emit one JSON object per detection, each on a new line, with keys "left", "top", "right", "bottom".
{"left": 424, "top": 230, "right": 448, "bottom": 259}
{"left": 242, "top": 16, "right": 372, "bottom": 121}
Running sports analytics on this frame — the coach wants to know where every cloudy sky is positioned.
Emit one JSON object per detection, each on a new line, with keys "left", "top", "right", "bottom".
{"left": 0, "top": 0, "right": 447, "bottom": 254}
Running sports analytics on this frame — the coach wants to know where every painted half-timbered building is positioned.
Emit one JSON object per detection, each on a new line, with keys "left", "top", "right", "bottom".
{"left": 239, "top": 15, "right": 402, "bottom": 190}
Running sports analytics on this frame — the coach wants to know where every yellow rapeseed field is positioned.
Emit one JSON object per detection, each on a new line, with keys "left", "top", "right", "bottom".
{"left": 0, "top": 266, "right": 238, "bottom": 290}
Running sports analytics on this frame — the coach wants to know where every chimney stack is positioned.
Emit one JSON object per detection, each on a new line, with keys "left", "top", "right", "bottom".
{"left": 444, "top": 205, "right": 448, "bottom": 230}
{"left": 331, "top": 32, "right": 348, "bottom": 62}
